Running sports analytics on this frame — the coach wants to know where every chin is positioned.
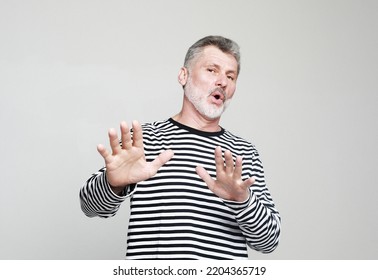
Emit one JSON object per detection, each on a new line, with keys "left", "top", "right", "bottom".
{"left": 201, "top": 100, "right": 231, "bottom": 120}
{"left": 199, "top": 106, "right": 226, "bottom": 120}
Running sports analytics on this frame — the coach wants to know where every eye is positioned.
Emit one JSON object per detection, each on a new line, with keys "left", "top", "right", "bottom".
{"left": 227, "top": 75, "right": 235, "bottom": 81}
{"left": 207, "top": 68, "right": 216, "bottom": 73}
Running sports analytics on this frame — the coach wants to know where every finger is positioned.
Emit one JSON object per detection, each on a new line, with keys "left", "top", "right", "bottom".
{"left": 224, "top": 150, "right": 234, "bottom": 174}
{"left": 214, "top": 146, "right": 225, "bottom": 174}
{"left": 97, "top": 144, "right": 111, "bottom": 163}
{"left": 241, "top": 176, "right": 256, "bottom": 189}
{"left": 196, "top": 166, "right": 215, "bottom": 189}
{"left": 108, "top": 128, "right": 121, "bottom": 155}
{"left": 131, "top": 120, "right": 144, "bottom": 148}
{"left": 120, "top": 121, "right": 132, "bottom": 150}
{"left": 150, "top": 149, "right": 174, "bottom": 172}
{"left": 233, "top": 156, "right": 243, "bottom": 179}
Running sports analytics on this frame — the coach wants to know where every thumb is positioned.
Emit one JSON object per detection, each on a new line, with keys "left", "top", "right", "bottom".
{"left": 150, "top": 149, "right": 174, "bottom": 170}
{"left": 196, "top": 166, "right": 215, "bottom": 189}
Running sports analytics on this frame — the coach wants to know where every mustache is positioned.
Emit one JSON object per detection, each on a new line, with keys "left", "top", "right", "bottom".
{"left": 209, "top": 87, "right": 226, "bottom": 99}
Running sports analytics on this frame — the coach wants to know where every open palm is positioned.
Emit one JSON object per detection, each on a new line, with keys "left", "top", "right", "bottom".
{"left": 196, "top": 146, "right": 255, "bottom": 202}
{"left": 97, "top": 121, "right": 174, "bottom": 191}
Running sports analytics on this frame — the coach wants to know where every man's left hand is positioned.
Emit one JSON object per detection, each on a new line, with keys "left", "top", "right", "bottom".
{"left": 196, "top": 146, "right": 255, "bottom": 202}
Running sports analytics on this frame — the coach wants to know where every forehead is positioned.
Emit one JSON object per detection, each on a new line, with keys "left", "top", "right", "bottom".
{"left": 193, "top": 46, "right": 238, "bottom": 73}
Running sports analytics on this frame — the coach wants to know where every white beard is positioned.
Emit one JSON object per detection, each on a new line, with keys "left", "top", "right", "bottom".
{"left": 184, "top": 77, "right": 231, "bottom": 120}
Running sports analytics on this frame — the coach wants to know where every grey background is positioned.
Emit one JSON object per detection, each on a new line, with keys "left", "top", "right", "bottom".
{"left": 1, "top": 0, "right": 377, "bottom": 259}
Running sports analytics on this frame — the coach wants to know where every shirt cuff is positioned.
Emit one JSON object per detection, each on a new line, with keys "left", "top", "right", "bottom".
{"left": 102, "top": 172, "right": 137, "bottom": 201}
{"left": 222, "top": 189, "right": 255, "bottom": 212}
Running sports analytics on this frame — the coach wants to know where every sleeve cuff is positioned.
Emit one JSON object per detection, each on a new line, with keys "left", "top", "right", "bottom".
{"left": 222, "top": 189, "right": 255, "bottom": 212}
{"left": 102, "top": 172, "right": 137, "bottom": 201}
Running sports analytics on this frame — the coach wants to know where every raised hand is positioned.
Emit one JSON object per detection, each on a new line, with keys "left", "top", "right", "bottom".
{"left": 196, "top": 146, "right": 255, "bottom": 202}
{"left": 97, "top": 121, "right": 174, "bottom": 194}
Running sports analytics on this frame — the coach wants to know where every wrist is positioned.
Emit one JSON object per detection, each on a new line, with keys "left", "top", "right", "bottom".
{"left": 104, "top": 171, "right": 128, "bottom": 195}
{"left": 109, "top": 185, "right": 127, "bottom": 196}
{"left": 231, "top": 189, "right": 251, "bottom": 203}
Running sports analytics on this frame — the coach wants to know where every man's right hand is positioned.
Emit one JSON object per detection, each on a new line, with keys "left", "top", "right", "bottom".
{"left": 97, "top": 120, "right": 174, "bottom": 195}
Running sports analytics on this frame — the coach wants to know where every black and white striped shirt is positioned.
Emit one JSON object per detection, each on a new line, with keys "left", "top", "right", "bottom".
{"left": 80, "top": 118, "right": 281, "bottom": 259}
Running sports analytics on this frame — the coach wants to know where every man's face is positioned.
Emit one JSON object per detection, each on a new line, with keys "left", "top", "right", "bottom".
{"left": 181, "top": 46, "right": 238, "bottom": 120}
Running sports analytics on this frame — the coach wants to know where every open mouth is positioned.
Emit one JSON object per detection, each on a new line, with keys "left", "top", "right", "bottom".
{"left": 211, "top": 90, "right": 225, "bottom": 101}
{"left": 210, "top": 91, "right": 225, "bottom": 105}
{"left": 209, "top": 87, "right": 226, "bottom": 105}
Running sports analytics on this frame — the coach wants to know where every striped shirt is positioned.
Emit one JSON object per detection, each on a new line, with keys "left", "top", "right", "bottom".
{"left": 80, "top": 118, "right": 281, "bottom": 259}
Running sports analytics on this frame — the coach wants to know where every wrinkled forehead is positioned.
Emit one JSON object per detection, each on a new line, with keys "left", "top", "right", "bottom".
{"left": 190, "top": 46, "right": 239, "bottom": 74}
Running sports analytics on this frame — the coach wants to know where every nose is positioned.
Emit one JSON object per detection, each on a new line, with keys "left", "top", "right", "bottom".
{"left": 215, "top": 73, "right": 228, "bottom": 88}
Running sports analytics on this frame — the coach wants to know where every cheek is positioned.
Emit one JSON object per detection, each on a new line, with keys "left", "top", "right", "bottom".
{"left": 193, "top": 75, "right": 211, "bottom": 88}
{"left": 227, "top": 85, "right": 237, "bottom": 98}
{"left": 191, "top": 80, "right": 213, "bottom": 95}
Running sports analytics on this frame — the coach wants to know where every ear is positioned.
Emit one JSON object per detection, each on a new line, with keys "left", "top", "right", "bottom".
{"left": 178, "top": 67, "right": 188, "bottom": 86}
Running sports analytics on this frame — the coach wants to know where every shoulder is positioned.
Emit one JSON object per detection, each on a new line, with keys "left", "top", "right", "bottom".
{"left": 141, "top": 119, "right": 172, "bottom": 131}
{"left": 140, "top": 119, "right": 176, "bottom": 138}
{"left": 221, "top": 129, "right": 260, "bottom": 156}
{"left": 222, "top": 129, "right": 255, "bottom": 148}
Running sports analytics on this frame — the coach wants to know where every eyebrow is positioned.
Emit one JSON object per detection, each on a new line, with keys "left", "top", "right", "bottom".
{"left": 206, "top": 63, "right": 237, "bottom": 75}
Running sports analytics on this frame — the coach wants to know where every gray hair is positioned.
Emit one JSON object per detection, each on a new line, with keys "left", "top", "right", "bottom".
{"left": 184, "top": 35, "right": 241, "bottom": 75}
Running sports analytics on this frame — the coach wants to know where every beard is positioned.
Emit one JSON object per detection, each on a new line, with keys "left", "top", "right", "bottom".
{"left": 184, "top": 77, "right": 232, "bottom": 120}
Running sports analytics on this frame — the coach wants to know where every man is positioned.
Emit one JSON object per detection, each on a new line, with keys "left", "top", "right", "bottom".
{"left": 80, "top": 35, "right": 281, "bottom": 259}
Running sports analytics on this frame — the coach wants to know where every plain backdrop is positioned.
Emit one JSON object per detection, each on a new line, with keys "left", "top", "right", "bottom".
{"left": 0, "top": 0, "right": 377, "bottom": 260}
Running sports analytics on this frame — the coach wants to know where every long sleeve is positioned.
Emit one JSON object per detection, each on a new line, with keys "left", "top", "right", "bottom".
{"left": 79, "top": 167, "right": 132, "bottom": 218}
{"left": 223, "top": 151, "right": 281, "bottom": 253}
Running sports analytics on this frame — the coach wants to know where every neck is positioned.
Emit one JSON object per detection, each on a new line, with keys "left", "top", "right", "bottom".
{"left": 173, "top": 100, "right": 222, "bottom": 132}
